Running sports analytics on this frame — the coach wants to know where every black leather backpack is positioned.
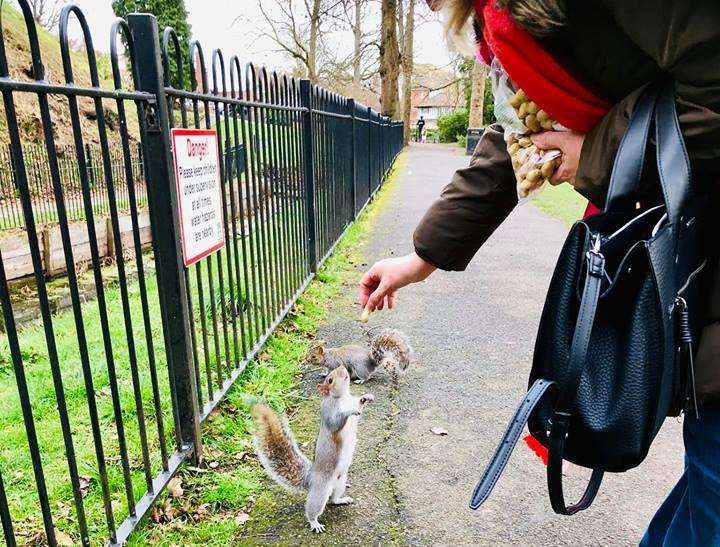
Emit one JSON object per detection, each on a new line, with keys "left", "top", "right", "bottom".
{"left": 470, "top": 82, "right": 708, "bottom": 515}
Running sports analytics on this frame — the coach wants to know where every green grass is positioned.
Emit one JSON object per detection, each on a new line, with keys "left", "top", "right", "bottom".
{"left": 532, "top": 182, "right": 588, "bottom": 226}
{"left": 0, "top": 196, "right": 306, "bottom": 544}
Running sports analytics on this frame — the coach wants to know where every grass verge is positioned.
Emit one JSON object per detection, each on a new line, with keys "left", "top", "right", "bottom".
{"left": 532, "top": 182, "right": 588, "bottom": 225}
{"left": 126, "top": 152, "right": 406, "bottom": 545}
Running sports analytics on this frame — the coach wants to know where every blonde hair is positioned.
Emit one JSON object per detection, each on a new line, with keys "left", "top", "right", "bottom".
{"left": 437, "top": 0, "right": 477, "bottom": 55}
{"left": 439, "top": 0, "right": 565, "bottom": 46}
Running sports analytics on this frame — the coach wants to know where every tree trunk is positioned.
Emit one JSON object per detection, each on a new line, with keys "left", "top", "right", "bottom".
{"left": 352, "top": 0, "right": 362, "bottom": 95}
{"left": 468, "top": 61, "right": 487, "bottom": 128}
{"left": 379, "top": 0, "right": 400, "bottom": 118}
{"left": 308, "top": 0, "right": 322, "bottom": 82}
{"left": 401, "top": 0, "right": 415, "bottom": 144}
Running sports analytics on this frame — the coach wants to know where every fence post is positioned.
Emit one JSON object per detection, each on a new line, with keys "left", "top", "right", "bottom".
{"left": 128, "top": 13, "right": 202, "bottom": 461}
{"left": 347, "top": 98, "right": 356, "bottom": 219}
{"left": 84, "top": 143, "right": 94, "bottom": 186}
{"left": 367, "top": 106, "right": 372, "bottom": 199}
{"left": 299, "top": 79, "right": 318, "bottom": 272}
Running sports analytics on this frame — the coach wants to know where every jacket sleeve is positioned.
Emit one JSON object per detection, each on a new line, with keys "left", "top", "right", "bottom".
{"left": 413, "top": 124, "right": 517, "bottom": 271}
{"left": 575, "top": 0, "right": 720, "bottom": 207}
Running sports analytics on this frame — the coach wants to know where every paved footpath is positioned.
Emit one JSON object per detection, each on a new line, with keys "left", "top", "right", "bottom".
{"left": 244, "top": 142, "right": 684, "bottom": 546}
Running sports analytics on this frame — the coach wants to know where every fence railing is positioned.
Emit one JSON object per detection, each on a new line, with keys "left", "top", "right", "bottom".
{"left": 0, "top": 142, "right": 146, "bottom": 231}
{"left": 0, "top": 3, "right": 403, "bottom": 546}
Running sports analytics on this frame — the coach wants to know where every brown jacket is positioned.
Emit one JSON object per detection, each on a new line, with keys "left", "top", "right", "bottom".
{"left": 413, "top": 0, "right": 720, "bottom": 402}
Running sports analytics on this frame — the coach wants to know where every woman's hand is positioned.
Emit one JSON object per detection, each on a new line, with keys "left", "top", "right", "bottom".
{"left": 531, "top": 131, "right": 586, "bottom": 185}
{"left": 358, "top": 252, "right": 436, "bottom": 312}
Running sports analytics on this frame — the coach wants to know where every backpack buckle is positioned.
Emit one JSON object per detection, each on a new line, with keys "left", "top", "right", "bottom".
{"left": 586, "top": 235, "right": 605, "bottom": 277}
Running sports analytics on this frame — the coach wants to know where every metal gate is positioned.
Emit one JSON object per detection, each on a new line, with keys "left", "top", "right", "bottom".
{"left": 0, "top": 2, "right": 403, "bottom": 545}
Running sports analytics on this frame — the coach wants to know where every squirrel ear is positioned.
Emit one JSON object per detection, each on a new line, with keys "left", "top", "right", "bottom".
{"left": 317, "top": 345, "right": 325, "bottom": 356}
{"left": 317, "top": 383, "right": 330, "bottom": 396}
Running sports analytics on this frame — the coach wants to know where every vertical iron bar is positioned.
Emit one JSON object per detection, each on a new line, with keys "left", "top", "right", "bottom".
{"left": 299, "top": 79, "right": 317, "bottom": 272}
{"left": 129, "top": 13, "right": 202, "bottom": 459}
{"left": 0, "top": 249, "right": 51, "bottom": 545}
{"left": 348, "top": 98, "right": 356, "bottom": 219}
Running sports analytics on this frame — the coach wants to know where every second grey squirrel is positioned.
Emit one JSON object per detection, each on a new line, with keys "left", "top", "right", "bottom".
{"left": 252, "top": 366, "right": 374, "bottom": 533}
{"left": 306, "top": 328, "right": 412, "bottom": 384}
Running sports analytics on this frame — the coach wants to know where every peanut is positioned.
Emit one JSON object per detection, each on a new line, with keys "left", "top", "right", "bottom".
{"left": 526, "top": 168, "right": 542, "bottom": 183}
{"left": 360, "top": 307, "right": 371, "bottom": 323}
{"left": 541, "top": 160, "right": 556, "bottom": 180}
{"left": 525, "top": 114, "right": 541, "bottom": 133}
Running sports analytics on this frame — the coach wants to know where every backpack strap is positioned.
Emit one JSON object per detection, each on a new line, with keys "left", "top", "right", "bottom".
{"left": 547, "top": 413, "right": 604, "bottom": 515}
{"left": 469, "top": 378, "right": 556, "bottom": 510}
{"left": 545, "top": 237, "right": 606, "bottom": 514}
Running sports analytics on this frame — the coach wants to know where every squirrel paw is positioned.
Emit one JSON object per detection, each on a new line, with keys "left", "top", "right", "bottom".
{"left": 309, "top": 520, "right": 325, "bottom": 534}
{"left": 360, "top": 393, "right": 375, "bottom": 406}
{"left": 354, "top": 379, "right": 366, "bottom": 384}
{"left": 330, "top": 496, "right": 354, "bottom": 505}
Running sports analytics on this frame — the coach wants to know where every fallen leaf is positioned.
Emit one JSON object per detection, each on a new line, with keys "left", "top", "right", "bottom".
{"left": 259, "top": 352, "right": 270, "bottom": 362}
{"left": 235, "top": 512, "right": 250, "bottom": 526}
{"left": 430, "top": 427, "right": 448, "bottom": 436}
{"left": 209, "top": 461, "right": 219, "bottom": 469}
{"left": 79, "top": 475, "right": 92, "bottom": 498}
{"left": 163, "top": 498, "right": 175, "bottom": 521}
{"left": 195, "top": 503, "right": 210, "bottom": 518}
{"left": 167, "top": 477, "right": 183, "bottom": 498}
{"left": 226, "top": 404, "right": 238, "bottom": 414}
{"left": 150, "top": 505, "right": 162, "bottom": 523}
{"left": 55, "top": 529, "right": 74, "bottom": 546}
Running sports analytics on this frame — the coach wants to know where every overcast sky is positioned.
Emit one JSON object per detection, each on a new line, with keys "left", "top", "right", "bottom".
{"left": 53, "top": 1, "right": 452, "bottom": 72}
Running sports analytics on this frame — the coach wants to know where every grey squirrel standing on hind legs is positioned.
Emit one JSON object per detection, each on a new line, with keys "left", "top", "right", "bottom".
{"left": 252, "top": 366, "right": 374, "bottom": 533}
{"left": 306, "top": 328, "right": 412, "bottom": 384}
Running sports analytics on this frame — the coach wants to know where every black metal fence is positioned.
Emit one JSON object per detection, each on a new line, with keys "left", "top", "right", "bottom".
{"left": 0, "top": 2, "right": 403, "bottom": 546}
{"left": 0, "top": 142, "right": 146, "bottom": 231}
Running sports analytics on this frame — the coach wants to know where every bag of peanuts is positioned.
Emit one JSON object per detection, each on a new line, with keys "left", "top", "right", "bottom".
{"left": 490, "top": 59, "right": 564, "bottom": 200}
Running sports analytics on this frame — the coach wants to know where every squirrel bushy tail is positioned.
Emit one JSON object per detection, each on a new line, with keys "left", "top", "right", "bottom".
{"left": 252, "top": 404, "right": 310, "bottom": 491}
{"left": 370, "top": 328, "right": 412, "bottom": 373}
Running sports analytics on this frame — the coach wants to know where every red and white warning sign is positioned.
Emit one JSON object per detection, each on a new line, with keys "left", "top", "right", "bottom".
{"left": 171, "top": 128, "right": 225, "bottom": 266}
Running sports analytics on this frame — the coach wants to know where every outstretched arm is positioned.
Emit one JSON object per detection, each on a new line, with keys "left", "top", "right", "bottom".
{"left": 359, "top": 125, "right": 517, "bottom": 312}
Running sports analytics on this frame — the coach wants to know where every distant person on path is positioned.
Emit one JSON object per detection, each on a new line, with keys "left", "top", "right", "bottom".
{"left": 416, "top": 116, "right": 426, "bottom": 142}
{"left": 359, "top": 0, "right": 720, "bottom": 544}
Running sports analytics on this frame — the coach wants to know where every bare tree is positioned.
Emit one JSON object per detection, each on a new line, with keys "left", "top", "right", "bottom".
{"left": 398, "top": 0, "right": 415, "bottom": 143}
{"left": 26, "top": 0, "right": 64, "bottom": 30}
{"left": 253, "top": 0, "right": 340, "bottom": 83}
{"left": 379, "top": 0, "right": 400, "bottom": 117}
{"left": 331, "top": 0, "right": 378, "bottom": 97}
{"left": 351, "top": 0, "right": 363, "bottom": 92}
{"left": 468, "top": 60, "right": 488, "bottom": 128}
